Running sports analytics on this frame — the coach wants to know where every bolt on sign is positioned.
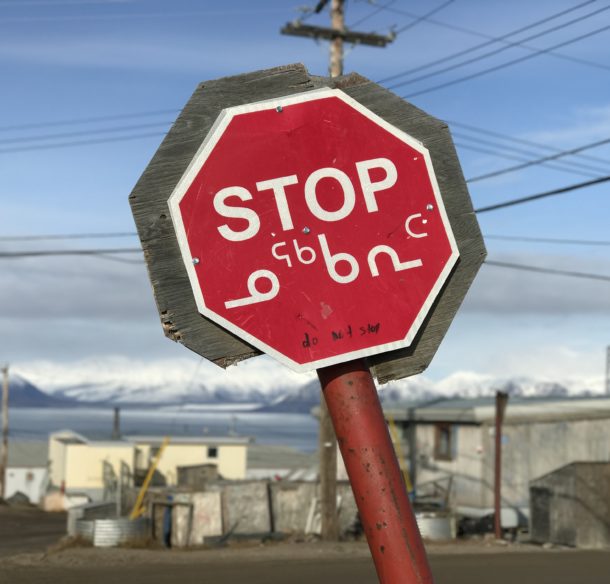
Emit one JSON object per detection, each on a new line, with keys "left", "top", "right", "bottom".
{"left": 130, "top": 64, "right": 485, "bottom": 380}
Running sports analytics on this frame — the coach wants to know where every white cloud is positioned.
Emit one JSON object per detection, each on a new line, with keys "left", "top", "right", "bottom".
{"left": 463, "top": 251, "right": 610, "bottom": 314}
{"left": 0, "top": 253, "right": 153, "bottom": 320}
{"left": 523, "top": 102, "right": 610, "bottom": 146}
{"left": 0, "top": 35, "right": 311, "bottom": 74}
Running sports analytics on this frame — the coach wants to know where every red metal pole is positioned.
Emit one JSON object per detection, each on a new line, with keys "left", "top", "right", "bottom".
{"left": 317, "top": 359, "right": 434, "bottom": 584}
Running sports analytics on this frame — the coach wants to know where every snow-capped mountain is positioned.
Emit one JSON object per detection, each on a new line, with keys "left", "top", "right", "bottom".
{"left": 10, "top": 357, "right": 605, "bottom": 411}
{"left": 381, "top": 370, "right": 603, "bottom": 403}
{"left": 5, "top": 373, "right": 78, "bottom": 407}
{"left": 12, "top": 356, "right": 317, "bottom": 406}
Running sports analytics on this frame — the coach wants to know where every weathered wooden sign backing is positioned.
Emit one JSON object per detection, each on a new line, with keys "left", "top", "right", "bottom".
{"left": 129, "top": 63, "right": 486, "bottom": 382}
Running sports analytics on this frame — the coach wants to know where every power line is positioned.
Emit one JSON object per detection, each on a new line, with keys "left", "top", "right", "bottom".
{"left": 0, "top": 248, "right": 142, "bottom": 258}
{"left": 0, "top": 8, "right": 288, "bottom": 24}
{"left": 376, "top": 1, "right": 610, "bottom": 81}
{"left": 0, "top": 132, "right": 166, "bottom": 154}
{"left": 474, "top": 174, "right": 610, "bottom": 213}
{"left": 486, "top": 234, "right": 610, "bottom": 246}
{"left": 454, "top": 131, "right": 610, "bottom": 176}
{"left": 393, "top": 0, "right": 455, "bottom": 36}
{"left": 485, "top": 260, "right": 610, "bottom": 282}
{"left": 3, "top": 175, "right": 609, "bottom": 244}
{"left": 466, "top": 135, "right": 610, "bottom": 183}
{"left": 4, "top": 230, "right": 609, "bottom": 248}
{"left": 403, "top": 21, "right": 610, "bottom": 98}
{"left": 391, "top": 3, "right": 610, "bottom": 90}
{"left": 0, "top": 1, "right": 118, "bottom": 6}
{"left": 1, "top": 246, "right": 607, "bottom": 283}
{"left": 0, "top": 232, "right": 137, "bottom": 242}
{"left": 379, "top": 0, "right": 599, "bottom": 85}
{"left": 95, "top": 253, "right": 145, "bottom": 265}
{"left": 0, "top": 109, "right": 178, "bottom": 133}
{"left": 455, "top": 141, "right": 599, "bottom": 180}
{"left": 0, "top": 121, "right": 171, "bottom": 145}
{"left": 348, "top": 0, "right": 398, "bottom": 29}
{"left": 446, "top": 118, "right": 610, "bottom": 167}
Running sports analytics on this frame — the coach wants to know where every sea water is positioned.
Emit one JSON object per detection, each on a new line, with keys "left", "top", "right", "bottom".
{"left": 9, "top": 406, "right": 318, "bottom": 452}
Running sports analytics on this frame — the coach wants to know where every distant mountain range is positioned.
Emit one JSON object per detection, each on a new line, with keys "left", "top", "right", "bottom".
{"left": 7, "top": 374, "right": 79, "bottom": 408}
{"left": 8, "top": 357, "right": 605, "bottom": 412}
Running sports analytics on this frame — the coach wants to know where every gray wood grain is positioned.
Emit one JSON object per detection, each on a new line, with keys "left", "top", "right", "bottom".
{"left": 129, "top": 64, "right": 486, "bottom": 379}
{"left": 330, "top": 75, "right": 487, "bottom": 382}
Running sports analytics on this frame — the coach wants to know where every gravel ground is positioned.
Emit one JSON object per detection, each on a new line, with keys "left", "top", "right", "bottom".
{"left": 2, "top": 506, "right": 610, "bottom": 584}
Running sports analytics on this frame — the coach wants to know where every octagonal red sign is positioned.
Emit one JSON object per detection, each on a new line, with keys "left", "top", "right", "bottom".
{"left": 168, "top": 88, "right": 458, "bottom": 372}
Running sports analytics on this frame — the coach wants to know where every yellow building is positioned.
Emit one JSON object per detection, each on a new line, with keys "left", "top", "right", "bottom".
{"left": 48, "top": 430, "right": 249, "bottom": 500}
{"left": 128, "top": 436, "right": 247, "bottom": 486}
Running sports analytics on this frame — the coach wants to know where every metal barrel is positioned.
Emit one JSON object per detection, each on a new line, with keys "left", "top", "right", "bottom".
{"left": 74, "top": 519, "right": 95, "bottom": 540}
{"left": 92, "top": 518, "right": 150, "bottom": 547}
{"left": 415, "top": 512, "right": 455, "bottom": 541}
{"left": 75, "top": 518, "right": 150, "bottom": 547}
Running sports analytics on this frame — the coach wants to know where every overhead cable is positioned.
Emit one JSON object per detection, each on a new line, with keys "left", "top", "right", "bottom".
{"left": 1, "top": 247, "right": 608, "bottom": 283}
{"left": 392, "top": 0, "right": 455, "bottom": 35}
{"left": 0, "top": 109, "right": 178, "bottom": 133}
{"left": 379, "top": 0, "right": 600, "bottom": 85}
{"left": 348, "top": 0, "right": 398, "bottom": 29}
{"left": 446, "top": 118, "right": 610, "bottom": 167}
{"left": 0, "top": 132, "right": 166, "bottom": 154}
{"left": 466, "top": 135, "right": 610, "bottom": 183}
{"left": 375, "top": 1, "right": 610, "bottom": 79}
{"left": 0, "top": 248, "right": 142, "bottom": 258}
{"left": 5, "top": 231, "right": 609, "bottom": 247}
{"left": 0, "top": 121, "right": 171, "bottom": 145}
{"left": 0, "top": 232, "right": 137, "bottom": 242}
{"left": 485, "top": 234, "right": 610, "bottom": 246}
{"left": 403, "top": 21, "right": 610, "bottom": 98}
{"left": 485, "top": 260, "right": 610, "bottom": 282}
{"left": 390, "top": 4, "right": 610, "bottom": 90}
{"left": 474, "top": 174, "right": 610, "bottom": 213}
{"left": 455, "top": 141, "right": 598, "bottom": 180}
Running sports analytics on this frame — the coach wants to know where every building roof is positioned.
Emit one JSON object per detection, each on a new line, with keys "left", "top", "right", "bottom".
{"left": 50, "top": 429, "right": 250, "bottom": 447}
{"left": 7, "top": 441, "right": 48, "bottom": 468}
{"left": 384, "top": 395, "right": 610, "bottom": 425}
{"left": 247, "top": 444, "right": 317, "bottom": 470}
{"left": 124, "top": 435, "right": 251, "bottom": 446}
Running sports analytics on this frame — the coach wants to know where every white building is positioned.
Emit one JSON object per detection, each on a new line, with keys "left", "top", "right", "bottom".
{"left": 384, "top": 395, "right": 610, "bottom": 525}
{"left": 4, "top": 441, "right": 48, "bottom": 504}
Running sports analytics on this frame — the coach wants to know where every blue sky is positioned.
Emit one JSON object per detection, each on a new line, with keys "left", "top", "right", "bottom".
{"left": 1, "top": 0, "right": 610, "bottom": 387}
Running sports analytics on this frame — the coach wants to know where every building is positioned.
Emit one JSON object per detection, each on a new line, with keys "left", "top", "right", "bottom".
{"left": 4, "top": 441, "right": 48, "bottom": 504}
{"left": 48, "top": 430, "right": 133, "bottom": 499}
{"left": 384, "top": 395, "right": 610, "bottom": 525}
{"left": 128, "top": 435, "right": 248, "bottom": 485}
{"left": 48, "top": 430, "right": 250, "bottom": 500}
{"left": 246, "top": 444, "right": 317, "bottom": 481}
{"left": 530, "top": 462, "right": 610, "bottom": 548}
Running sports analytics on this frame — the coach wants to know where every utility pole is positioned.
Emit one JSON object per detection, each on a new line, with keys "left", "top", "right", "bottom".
{"left": 112, "top": 406, "right": 121, "bottom": 440}
{"left": 281, "top": 0, "right": 395, "bottom": 77}
{"left": 494, "top": 391, "right": 509, "bottom": 540}
{"left": 407, "top": 406, "right": 417, "bottom": 498}
{"left": 317, "top": 398, "right": 338, "bottom": 540}
{"left": 329, "top": 0, "right": 344, "bottom": 77}
{"left": 606, "top": 346, "right": 610, "bottom": 395}
{"left": 0, "top": 365, "right": 9, "bottom": 500}
{"left": 282, "top": 0, "right": 393, "bottom": 542}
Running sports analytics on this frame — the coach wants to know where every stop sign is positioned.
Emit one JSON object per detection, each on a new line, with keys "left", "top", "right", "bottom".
{"left": 168, "top": 88, "right": 458, "bottom": 371}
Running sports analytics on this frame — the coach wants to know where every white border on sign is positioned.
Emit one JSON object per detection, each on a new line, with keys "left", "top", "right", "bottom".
{"left": 168, "top": 88, "right": 460, "bottom": 373}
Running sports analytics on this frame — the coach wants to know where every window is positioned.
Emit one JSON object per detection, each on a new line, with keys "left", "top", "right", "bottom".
{"left": 207, "top": 446, "right": 218, "bottom": 459}
{"left": 149, "top": 446, "right": 160, "bottom": 463}
{"left": 434, "top": 423, "right": 455, "bottom": 461}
